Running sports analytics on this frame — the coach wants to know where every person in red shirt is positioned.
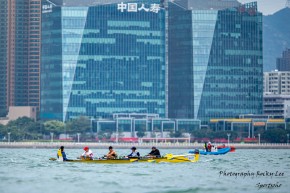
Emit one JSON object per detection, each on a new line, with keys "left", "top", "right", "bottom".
{"left": 207, "top": 142, "right": 212, "bottom": 152}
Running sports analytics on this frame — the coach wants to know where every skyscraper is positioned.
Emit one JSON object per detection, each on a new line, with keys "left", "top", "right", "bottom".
{"left": 276, "top": 48, "right": 290, "bottom": 71}
{"left": 0, "top": 0, "right": 41, "bottom": 116}
{"left": 168, "top": 0, "right": 263, "bottom": 123}
{"left": 41, "top": 0, "right": 166, "bottom": 121}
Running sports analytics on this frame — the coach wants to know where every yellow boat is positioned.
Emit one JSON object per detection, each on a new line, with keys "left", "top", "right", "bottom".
{"left": 148, "top": 153, "right": 199, "bottom": 163}
{"left": 49, "top": 153, "right": 199, "bottom": 164}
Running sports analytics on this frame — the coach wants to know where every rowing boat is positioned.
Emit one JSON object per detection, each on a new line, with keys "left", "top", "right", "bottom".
{"left": 49, "top": 153, "right": 199, "bottom": 164}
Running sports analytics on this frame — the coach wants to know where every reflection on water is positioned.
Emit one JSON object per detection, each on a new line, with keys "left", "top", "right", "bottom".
{"left": 0, "top": 148, "right": 289, "bottom": 193}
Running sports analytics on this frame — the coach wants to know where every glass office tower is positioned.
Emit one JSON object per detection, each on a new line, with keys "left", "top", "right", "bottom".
{"left": 168, "top": 0, "right": 263, "bottom": 123}
{"left": 41, "top": 0, "right": 166, "bottom": 121}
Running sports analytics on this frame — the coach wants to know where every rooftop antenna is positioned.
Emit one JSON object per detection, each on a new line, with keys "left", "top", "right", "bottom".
{"left": 286, "top": 0, "right": 290, "bottom": 8}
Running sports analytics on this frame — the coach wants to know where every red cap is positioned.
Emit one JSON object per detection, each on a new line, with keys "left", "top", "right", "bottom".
{"left": 83, "top": 146, "right": 89, "bottom": 150}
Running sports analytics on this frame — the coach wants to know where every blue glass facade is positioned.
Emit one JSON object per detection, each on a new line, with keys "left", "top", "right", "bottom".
{"left": 41, "top": 0, "right": 166, "bottom": 121}
{"left": 168, "top": 1, "right": 263, "bottom": 124}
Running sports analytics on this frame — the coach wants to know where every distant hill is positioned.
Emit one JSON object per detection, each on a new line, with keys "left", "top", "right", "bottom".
{"left": 263, "top": 7, "right": 290, "bottom": 72}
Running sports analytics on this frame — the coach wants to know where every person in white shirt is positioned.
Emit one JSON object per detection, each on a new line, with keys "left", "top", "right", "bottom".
{"left": 81, "top": 146, "right": 94, "bottom": 160}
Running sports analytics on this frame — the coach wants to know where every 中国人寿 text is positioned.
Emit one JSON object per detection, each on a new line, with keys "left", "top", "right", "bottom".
{"left": 117, "top": 2, "right": 162, "bottom": 13}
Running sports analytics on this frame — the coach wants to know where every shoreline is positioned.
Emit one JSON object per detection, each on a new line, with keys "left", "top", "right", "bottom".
{"left": 0, "top": 142, "right": 289, "bottom": 149}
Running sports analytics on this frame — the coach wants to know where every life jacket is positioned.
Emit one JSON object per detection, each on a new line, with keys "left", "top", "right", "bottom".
{"left": 57, "top": 149, "right": 62, "bottom": 158}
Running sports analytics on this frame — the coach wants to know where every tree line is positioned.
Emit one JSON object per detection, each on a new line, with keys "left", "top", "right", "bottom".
{"left": 0, "top": 116, "right": 289, "bottom": 143}
{"left": 0, "top": 116, "right": 91, "bottom": 141}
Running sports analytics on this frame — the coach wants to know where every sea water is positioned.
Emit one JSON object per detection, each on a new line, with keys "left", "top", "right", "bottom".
{"left": 0, "top": 148, "right": 289, "bottom": 193}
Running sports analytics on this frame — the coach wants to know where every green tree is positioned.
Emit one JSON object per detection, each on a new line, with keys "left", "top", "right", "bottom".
{"left": 5, "top": 117, "right": 41, "bottom": 141}
{"left": 211, "top": 131, "right": 238, "bottom": 140}
{"left": 169, "top": 130, "right": 183, "bottom": 138}
{"left": 97, "top": 131, "right": 112, "bottom": 141}
{"left": 7, "top": 117, "right": 34, "bottom": 128}
{"left": 191, "top": 128, "right": 214, "bottom": 139}
{"left": 7, "top": 126, "right": 23, "bottom": 141}
{"left": 191, "top": 129, "right": 238, "bottom": 141}
{"left": 44, "top": 120, "right": 65, "bottom": 135}
{"left": 25, "top": 121, "right": 44, "bottom": 140}
{"left": 0, "top": 124, "right": 8, "bottom": 140}
{"left": 136, "top": 130, "right": 146, "bottom": 138}
{"left": 65, "top": 116, "right": 91, "bottom": 134}
{"left": 263, "top": 128, "right": 289, "bottom": 143}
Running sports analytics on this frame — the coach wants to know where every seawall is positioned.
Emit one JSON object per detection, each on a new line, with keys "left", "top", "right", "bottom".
{"left": 0, "top": 142, "right": 289, "bottom": 149}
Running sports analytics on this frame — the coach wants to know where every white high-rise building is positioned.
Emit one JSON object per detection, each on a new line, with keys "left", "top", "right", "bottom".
{"left": 264, "top": 71, "right": 290, "bottom": 95}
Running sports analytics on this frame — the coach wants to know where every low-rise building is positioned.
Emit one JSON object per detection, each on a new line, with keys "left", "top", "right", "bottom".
{"left": 0, "top": 106, "right": 37, "bottom": 125}
{"left": 94, "top": 113, "right": 201, "bottom": 139}
{"left": 209, "top": 116, "right": 286, "bottom": 138}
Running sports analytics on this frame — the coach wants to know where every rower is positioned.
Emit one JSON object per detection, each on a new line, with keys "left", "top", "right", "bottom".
{"left": 81, "top": 146, "right": 94, "bottom": 160}
{"left": 128, "top": 147, "right": 140, "bottom": 158}
{"left": 57, "top": 146, "right": 69, "bottom": 161}
{"left": 106, "top": 146, "right": 117, "bottom": 159}
{"left": 204, "top": 142, "right": 208, "bottom": 152}
{"left": 147, "top": 146, "right": 161, "bottom": 158}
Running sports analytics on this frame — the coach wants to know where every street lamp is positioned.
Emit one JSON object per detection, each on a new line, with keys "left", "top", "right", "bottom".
{"left": 258, "top": 133, "right": 261, "bottom": 145}
{"left": 77, "top": 133, "right": 80, "bottom": 143}
{"left": 8, "top": 132, "right": 11, "bottom": 143}
{"left": 90, "top": 117, "right": 94, "bottom": 139}
{"left": 115, "top": 132, "right": 118, "bottom": 143}
{"left": 115, "top": 125, "right": 119, "bottom": 143}
{"left": 287, "top": 134, "right": 289, "bottom": 145}
{"left": 227, "top": 133, "right": 231, "bottom": 145}
{"left": 50, "top": 132, "right": 54, "bottom": 143}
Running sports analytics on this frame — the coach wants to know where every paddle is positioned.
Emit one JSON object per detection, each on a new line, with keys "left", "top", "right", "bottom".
{"left": 49, "top": 157, "right": 64, "bottom": 161}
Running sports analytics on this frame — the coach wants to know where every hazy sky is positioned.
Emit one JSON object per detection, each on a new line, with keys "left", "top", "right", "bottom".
{"left": 238, "top": 0, "right": 287, "bottom": 15}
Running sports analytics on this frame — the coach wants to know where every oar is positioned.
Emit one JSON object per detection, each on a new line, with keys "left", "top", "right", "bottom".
{"left": 165, "top": 153, "right": 196, "bottom": 158}
{"left": 129, "top": 158, "right": 138, "bottom": 162}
